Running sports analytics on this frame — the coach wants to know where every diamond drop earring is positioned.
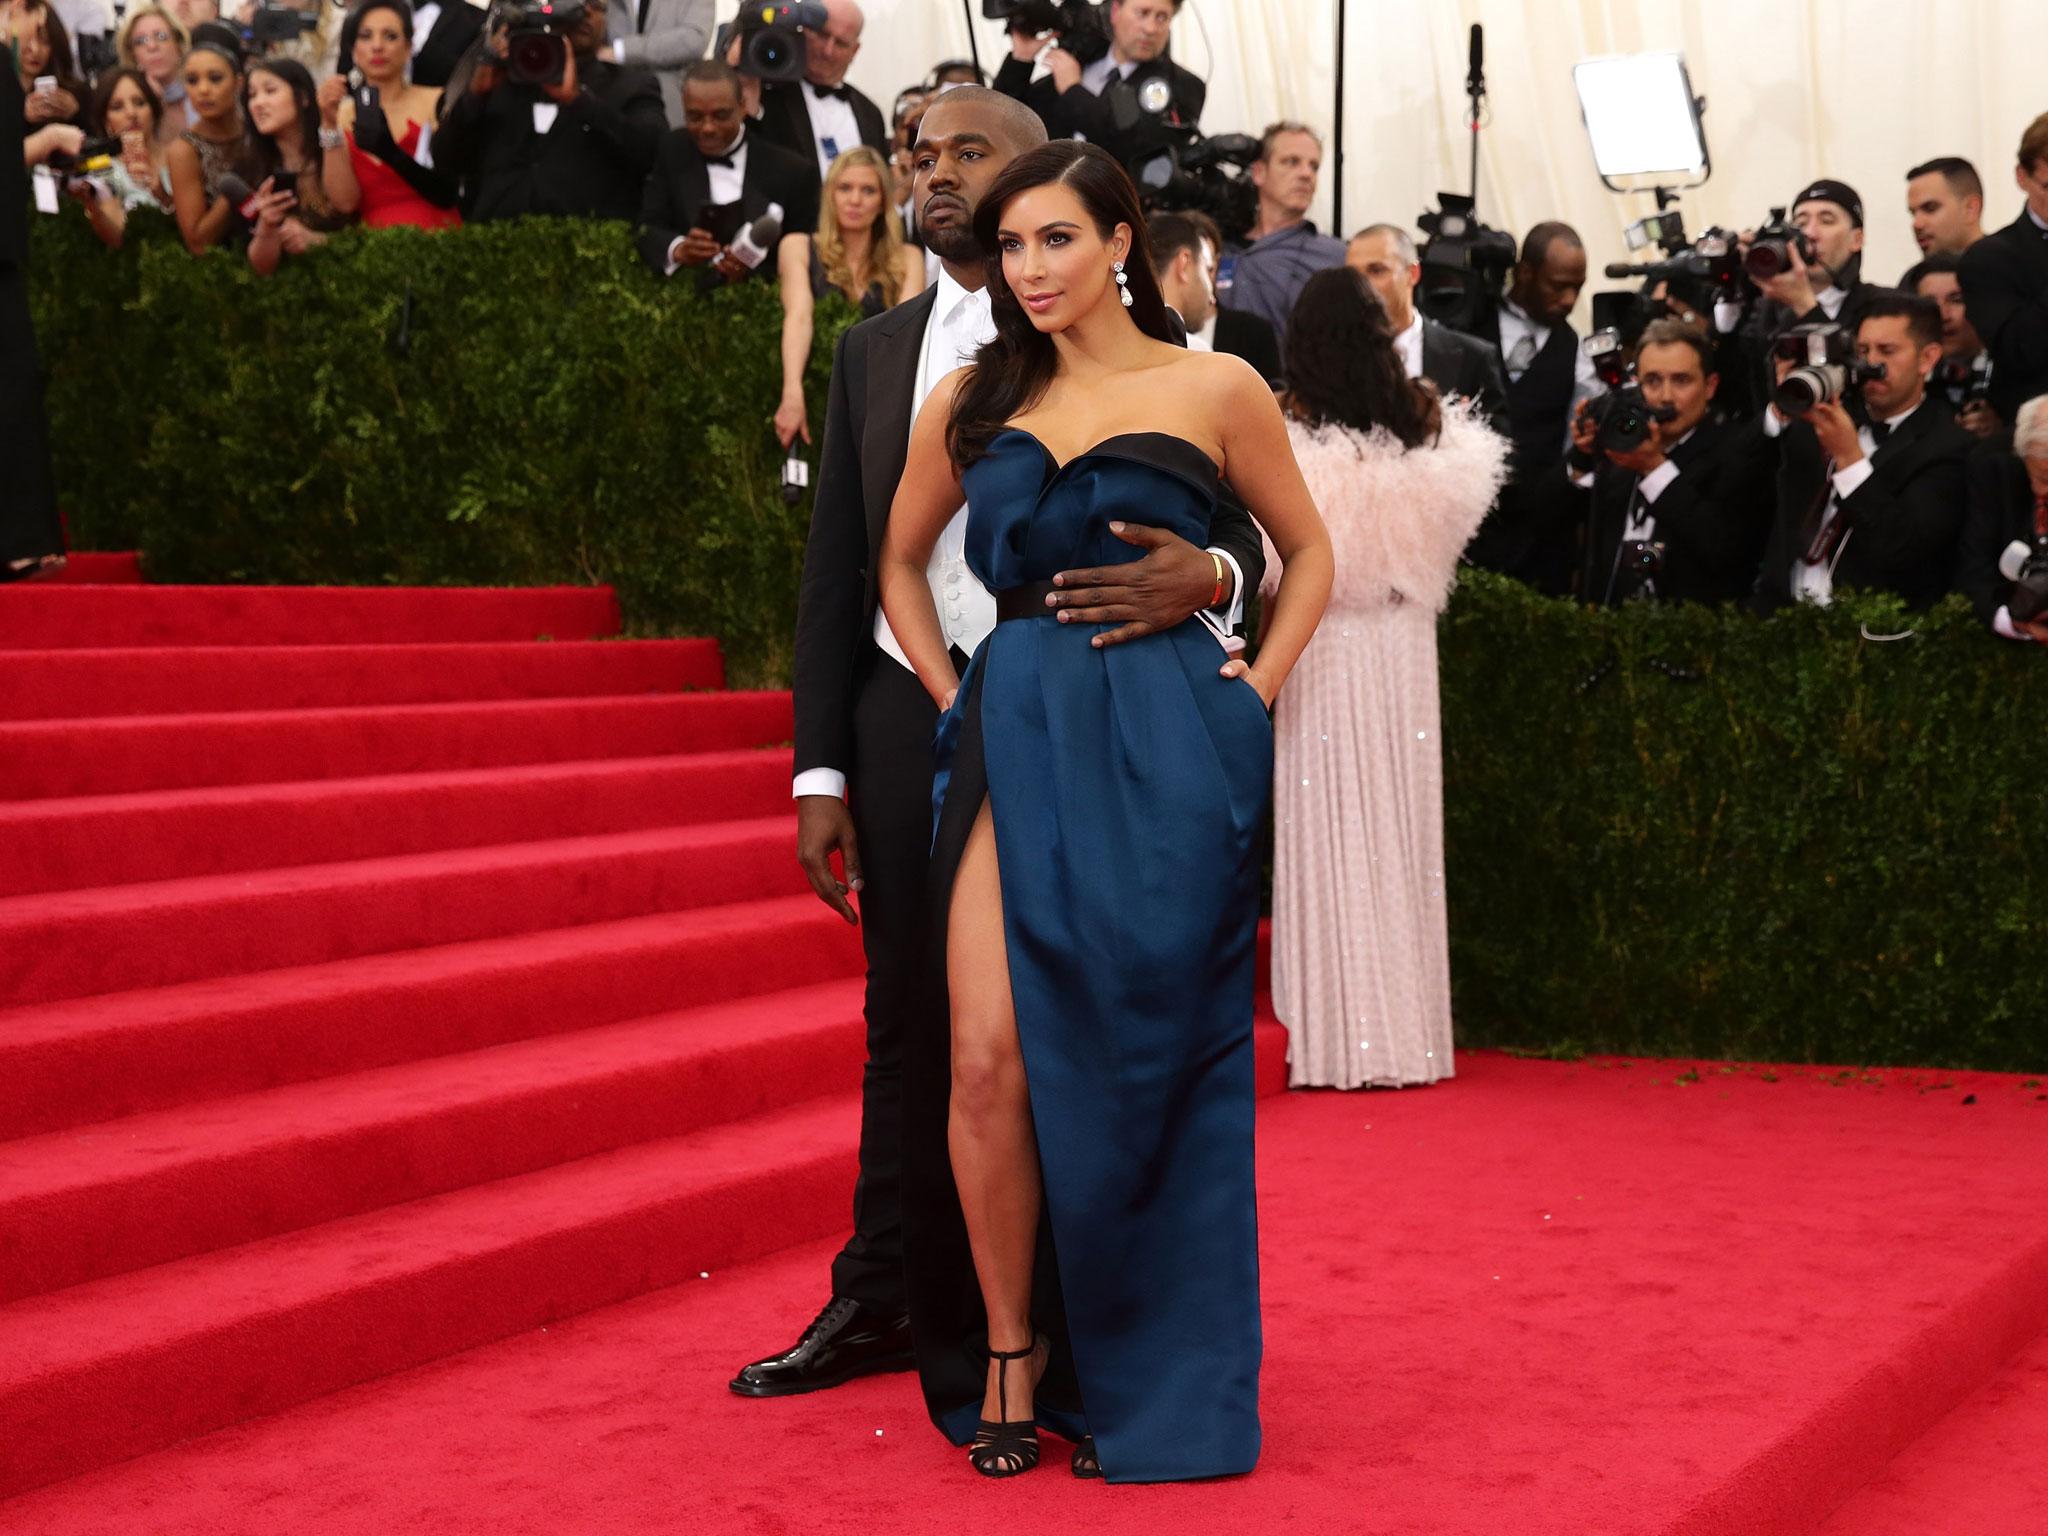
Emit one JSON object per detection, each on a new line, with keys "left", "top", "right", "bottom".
{"left": 1113, "top": 259, "right": 1133, "bottom": 308}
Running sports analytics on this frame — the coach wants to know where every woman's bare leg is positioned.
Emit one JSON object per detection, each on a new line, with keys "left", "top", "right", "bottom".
{"left": 948, "top": 800, "right": 1048, "bottom": 1423}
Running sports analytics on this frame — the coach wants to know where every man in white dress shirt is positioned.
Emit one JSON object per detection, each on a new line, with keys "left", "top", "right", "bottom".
{"left": 742, "top": 85, "right": 1262, "bottom": 1399}
{"left": 754, "top": 0, "right": 886, "bottom": 178}
{"left": 992, "top": 0, "right": 1203, "bottom": 167}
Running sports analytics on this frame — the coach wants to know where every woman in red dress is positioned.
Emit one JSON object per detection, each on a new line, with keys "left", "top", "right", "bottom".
{"left": 332, "top": 0, "right": 459, "bottom": 230}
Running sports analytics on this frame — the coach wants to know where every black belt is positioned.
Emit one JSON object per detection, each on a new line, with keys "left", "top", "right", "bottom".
{"left": 994, "top": 581, "right": 1061, "bottom": 622}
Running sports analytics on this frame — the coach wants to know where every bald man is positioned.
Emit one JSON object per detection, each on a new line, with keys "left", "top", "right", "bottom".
{"left": 755, "top": 0, "right": 886, "bottom": 177}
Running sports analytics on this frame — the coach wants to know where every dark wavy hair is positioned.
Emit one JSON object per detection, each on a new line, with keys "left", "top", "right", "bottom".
{"left": 946, "top": 140, "right": 1176, "bottom": 468}
{"left": 245, "top": 57, "right": 323, "bottom": 178}
{"left": 88, "top": 67, "right": 166, "bottom": 140}
{"left": 1284, "top": 266, "right": 1441, "bottom": 450}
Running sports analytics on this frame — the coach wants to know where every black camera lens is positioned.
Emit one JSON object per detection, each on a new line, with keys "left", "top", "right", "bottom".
{"left": 747, "top": 28, "right": 796, "bottom": 77}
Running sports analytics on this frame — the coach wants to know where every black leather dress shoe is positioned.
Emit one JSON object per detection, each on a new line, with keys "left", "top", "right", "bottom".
{"left": 729, "top": 1296, "right": 915, "bottom": 1397}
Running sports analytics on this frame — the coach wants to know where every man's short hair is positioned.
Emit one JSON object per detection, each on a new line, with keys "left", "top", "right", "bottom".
{"left": 2014, "top": 396, "right": 2048, "bottom": 459}
{"left": 1349, "top": 222, "right": 1417, "bottom": 267}
{"left": 1147, "top": 209, "right": 1221, "bottom": 274}
{"left": 1859, "top": 289, "right": 1943, "bottom": 351}
{"left": 2021, "top": 112, "right": 2048, "bottom": 176}
{"left": 1635, "top": 317, "right": 1715, "bottom": 374}
{"left": 1900, "top": 250, "right": 1962, "bottom": 291}
{"left": 1258, "top": 121, "right": 1321, "bottom": 162}
{"left": 683, "top": 59, "right": 742, "bottom": 98}
{"left": 1520, "top": 221, "right": 1582, "bottom": 269}
{"left": 918, "top": 83, "right": 1049, "bottom": 153}
{"left": 1906, "top": 156, "right": 1983, "bottom": 202}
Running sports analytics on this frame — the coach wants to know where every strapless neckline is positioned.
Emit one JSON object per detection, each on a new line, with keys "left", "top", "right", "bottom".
{"left": 992, "top": 426, "right": 1224, "bottom": 484}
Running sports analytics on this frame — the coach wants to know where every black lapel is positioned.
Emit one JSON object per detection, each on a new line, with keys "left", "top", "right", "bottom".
{"left": 1871, "top": 402, "right": 1932, "bottom": 478}
{"left": 862, "top": 288, "right": 942, "bottom": 557}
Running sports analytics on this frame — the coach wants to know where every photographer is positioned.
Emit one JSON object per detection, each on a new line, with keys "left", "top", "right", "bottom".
{"left": 1737, "top": 179, "right": 1876, "bottom": 341}
{"left": 1904, "top": 251, "right": 1999, "bottom": 442}
{"left": 1148, "top": 208, "right": 1277, "bottom": 381}
{"left": 434, "top": 0, "right": 664, "bottom": 224}
{"left": 1906, "top": 156, "right": 1985, "bottom": 256}
{"left": 1959, "top": 113, "right": 2048, "bottom": 430}
{"left": 637, "top": 59, "right": 817, "bottom": 445}
{"left": 1220, "top": 121, "right": 1342, "bottom": 354}
{"left": 1346, "top": 221, "right": 1506, "bottom": 424}
{"left": 755, "top": 0, "right": 885, "bottom": 179}
{"left": 1954, "top": 396, "right": 2048, "bottom": 642}
{"left": 593, "top": 0, "right": 710, "bottom": 130}
{"left": 995, "top": 0, "right": 1200, "bottom": 165}
{"left": 1568, "top": 319, "right": 1770, "bottom": 606}
{"left": 1753, "top": 291, "right": 1972, "bottom": 613}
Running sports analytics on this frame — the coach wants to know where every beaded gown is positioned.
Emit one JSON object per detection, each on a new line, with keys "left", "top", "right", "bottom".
{"left": 1260, "top": 409, "right": 1507, "bottom": 1088}
{"left": 901, "top": 427, "right": 1272, "bottom": 1483}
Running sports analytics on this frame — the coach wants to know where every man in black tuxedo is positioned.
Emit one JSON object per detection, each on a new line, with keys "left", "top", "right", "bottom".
{"left": 1953, "top": 398, "right": 2048, "bottom": 642}
{"left": 1149, "top": 208, "right": 1279, "bottom": 384}
{"left": 1457, "top": 221, "right": 1596, "bottom": 595}
{"left": 1347, "top": 222, "right": 1507, "bottom": 423}
{"left": 753, "top": 0, "right": 886, "bottom": 179}
{"left": 407, "top": 0, "right": 486, "bottom": 90}
{"left": 1, "top": 70, "right": 76, "bottom": 581}
{"left": 994, "top": 0, "right": 1201, "bottom": 168}
{"left": 637, "top": 60, "right": 818, "bottom": 282}
{"left": 1754, "top": 291, "right": 1973, "bottom": 613}
{"left": 735, "top": 85, "right": 1266, "bottom": 1399}
{"left": 1567, "top": 319, "right": 1772, "bottom": 606}
{"left": 432, "top": 0, "right": 665, "bottom": 223}
{"left": 1960, "top": 114, "right": 2048, "bottom": 428}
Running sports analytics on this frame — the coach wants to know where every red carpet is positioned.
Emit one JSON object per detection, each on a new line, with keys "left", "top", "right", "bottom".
{"left": 1, "top": 564, "right": 2041, "bottom": 1532}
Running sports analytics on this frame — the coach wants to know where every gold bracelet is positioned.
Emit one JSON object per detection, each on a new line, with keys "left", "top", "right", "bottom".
{"left": 1210, "top": 550, "right": 1226, "bottom": 608}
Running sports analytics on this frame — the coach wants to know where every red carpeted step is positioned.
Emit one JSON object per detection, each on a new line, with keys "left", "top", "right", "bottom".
{"left": 0, "top": 819, "right": 803, "bottom": 1007}
{"left": 0, "top": 639, "right": 725, "bottom": 721}
{"left": 0, "top": 1091, "right": 862, "bottom": 1500}
{"left": 41, "top": 552, "right": 142, "bottom": 584}
{"left": 0, "top": 583, "right": 620, "bottom": 649}
{"left": 0, "top": 896, "right": 863, "bottom": 1141}
{"left": 0, "top": 750, "right": 795, "bottom": 899}
{"left": 0, "top": 978, "right": 867, "bottom": 1305}
{"left": 0, "top": 690, "right": 793, "bottom": 800}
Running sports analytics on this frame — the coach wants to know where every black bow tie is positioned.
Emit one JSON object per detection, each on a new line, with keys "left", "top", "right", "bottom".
{"left": 1868, "top": 419, "right": 1894, "bottom": 448}
{"left": 811, "top": 82, "right": 851, "bottom": 102}
{"left": 705, "top": 152, "right": 735, "bottom": 169}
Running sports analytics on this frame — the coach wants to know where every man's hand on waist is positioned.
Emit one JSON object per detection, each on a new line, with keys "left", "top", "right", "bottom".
{"left": 1046, "top": 522, "right": 1226, "bottom": 649}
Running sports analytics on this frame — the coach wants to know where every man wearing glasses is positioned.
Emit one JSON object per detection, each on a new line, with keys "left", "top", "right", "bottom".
{"left": 756, "top": 0, "right": 885, "bottom": 178}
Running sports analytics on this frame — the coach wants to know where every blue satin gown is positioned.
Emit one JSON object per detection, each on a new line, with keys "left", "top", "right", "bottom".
{"left": 901, "top": 428, "right": 1272, "bottom": 1483}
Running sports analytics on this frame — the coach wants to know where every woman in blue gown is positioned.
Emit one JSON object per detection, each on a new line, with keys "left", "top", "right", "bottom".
{"left": 878, "top": 141, "right": 1333, "bottom": 1484}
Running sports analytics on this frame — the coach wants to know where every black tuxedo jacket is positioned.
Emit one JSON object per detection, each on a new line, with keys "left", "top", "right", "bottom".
{"left": 410, "top": 0, "right": 486, "bottom": 90}
{"left": 1953, "top": 451, "right": 2039, "bottom": 628}
{"left": 1, "top": 66, "right": 26, "bottom": 266}
{"left": 791, "top": 290, "right": 1268, "bottom": 779}
{"left": 635, "top": 130, "right": 819, "bottom": 279}
{"left": 1578, "top": 416, "right": 1774, "bottom": 606}
{"left": 434, "top": 60, "right": 666, "bottom": 223}
{"left": 1753, "top": 399, "right": 1974, "bottom": 613}
{"left": 1213, "top": 306, "right": 1279, "bottom": 385}
{"left": 1419, "top": 316, "right": 1508, "bottom": 431}
{"left": 993, "top": 53, "right": 1204, "bottom": 154}
{"left": 1960, "top": 212, "right": 2048, "bottom": 424}
{"left": 755, "top": 78, "right": 887, "bottom": 173}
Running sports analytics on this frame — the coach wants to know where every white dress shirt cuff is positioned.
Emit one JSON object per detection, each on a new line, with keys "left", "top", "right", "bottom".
{"left": 1568, "top": 467, "right": 1595, "bottom": 490}
{"left": 792, "top": 768, "right": 848, "bottom": 801}
{"left": 1831, "top": 459, "right": 1875, "bottom": 500}
{"left": 1208, "top": 547, "right": 1246, "bottom": 631}
{"left": 664, "top": 237, "right": 684, "bottom": 277}
{"left": 1762, "top": 407, "right": 1786, "bottom": 438}
{"left": 1993, "top": 606, "right": 2029, "bottom": 641}
{"left": 1637, "top": 459, "right": 1682, "bottom": 503}
{"left": 1713, "top": 300, "right": 1743, "bottom": 335}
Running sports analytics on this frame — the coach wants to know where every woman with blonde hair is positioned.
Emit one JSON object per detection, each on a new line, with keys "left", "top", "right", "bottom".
{"left": 115, "top": 2, "right": 190, "bottom": 142}
{"left": 811, "top": 144, "right": 923, "bottom": 318}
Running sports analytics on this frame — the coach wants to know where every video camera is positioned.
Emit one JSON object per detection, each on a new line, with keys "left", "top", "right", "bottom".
{"left": 982, "top": 0, "right": 1110, "bottom": 67}
{"left": 1415, "top": 192, "right": 1517, "bottom": 331}
{"left": 490, "top": 0, "right": 585, "bottom": 87}
{"left": 1770, "top": 321, "right": 1883, "bottom": 413}
{"left": 716, "top": 1, "right": 829, "bottom": 83}
{"left": 1131, "top": 129, "right": 1258, "bottom": 239}
{"left": 1594, "top": 209, "right": 1741, "bottom": 346}
{"left": 1931, "top": 352, "right": 1994, "bottom": 405}
{"left": 1581, "top": 327, "right": 1677, "bottom": 455}
{"left": 246, "top": 3, "right": 325, "bottom": 46}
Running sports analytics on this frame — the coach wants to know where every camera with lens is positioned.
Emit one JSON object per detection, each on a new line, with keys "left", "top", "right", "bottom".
{"left": 247, "top": 3, "right": 324, "bottom": 45}
{"left": 1744, "top": 207, "right": 1814, "bottom": 284}
{"left": 1931, "top": 352, "right": 1995, "bottom": 404}
{"left": 490, "top": 0, "right": 585, "bottom": 87}
{"left": 1999, "top": 536, "right": 2048, "bottom": 623}
{"left": 982, "top": 0, "right": 1110, "bottom": 66}
{"left": 1131, "top": 128, "right": 1257, "bottom": 238}
{"left": 1579, "top": 329, "right": 1677, "bottom": 455}
{"left": 1415, "top": 192, "right": 1518, "bottom": 332}
{"left": 714, "top": 0, "right": 828, "bottom": 83}
{"left": 42, "top": 136, "right": 120, "bottom": 200}
{"left": 1770, "top": 321, "right": 1884, "bottom": 413}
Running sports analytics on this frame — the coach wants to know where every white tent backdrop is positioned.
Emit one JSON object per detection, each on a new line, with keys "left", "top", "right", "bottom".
{"left": 838, "top": 0, "right": 2047, "bottom": 326}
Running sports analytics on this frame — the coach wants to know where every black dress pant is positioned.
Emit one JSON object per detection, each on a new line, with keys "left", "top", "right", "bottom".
{"left": 828, "top": 644, "right": 964, "bottom": 1310}
{"left": 0, "top": 258, "right": 63, "bottom": 573}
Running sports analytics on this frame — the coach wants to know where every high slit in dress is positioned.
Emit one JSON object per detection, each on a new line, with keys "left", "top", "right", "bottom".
{"left": 900, "top": 427, "right": 1273, "bottom": 1483}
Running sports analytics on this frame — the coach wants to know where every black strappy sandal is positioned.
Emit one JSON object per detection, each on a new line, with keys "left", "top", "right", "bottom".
{"left": 1070, "top": 1436, "right": 1102, "bottom": 1479}
{"left": 968, "top": 1338, "right": 1044, "bottom": 1478}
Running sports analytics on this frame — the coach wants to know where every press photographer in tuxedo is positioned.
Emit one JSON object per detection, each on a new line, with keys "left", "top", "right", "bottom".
{"left": 408, "top": 0, "right": 486, "bottom": 90}
{"left": 994, "top": 0, "right": 1201, "bottom": 167}
{"left": 1568, "top": 319, "right": 1771, "bottom": 606}
{"left": 1960, "top": 113, "right": 2048, "bottom": 429}
{"left": 1738, "top": 179, "right": 1878, "bottom": 341}
{"left": 1904, "top": 251, "right": 2000, "bottom": 442}
{"left": 1347, "top": 221, "right": 1506, "bottom": 426}
{"left": 433, "top": 0, "right": 665, "bottom": 223}
{"left": 1953, "top": 396, "right": 2048, "bottom": 643}
{"left": 638, "top": 59, "right": 819, "bottom": 446}
{"left": 1754, "top": 291, "right": 1972, "bottom": 613}
{"left": 754, "top": 0, "right": 885, "bottom": 178}
{"left": 1148, "top": 208, "right": 1278, "bottom": 383}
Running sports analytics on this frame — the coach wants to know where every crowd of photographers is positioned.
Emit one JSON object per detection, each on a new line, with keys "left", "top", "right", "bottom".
{"left": 10, "top": 0, "right": 2047, "bottom": 634}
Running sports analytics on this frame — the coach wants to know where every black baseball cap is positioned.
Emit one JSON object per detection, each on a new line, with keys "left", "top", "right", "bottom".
{"left": 1792, "top": 179, "right": 1864, "bottom": 227}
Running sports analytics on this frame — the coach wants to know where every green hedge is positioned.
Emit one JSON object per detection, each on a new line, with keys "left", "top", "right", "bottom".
{"left": 27, "top": 214, "right": 2048, "bottom": 1071}
{"left": 29, "top": 211, "right": 854, "bottom": 685}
